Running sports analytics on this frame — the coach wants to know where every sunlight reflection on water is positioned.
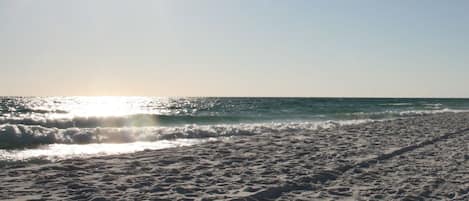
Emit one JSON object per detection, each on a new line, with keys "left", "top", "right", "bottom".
{"left": 0, "top": 138, "right": 215, "bottom": 161}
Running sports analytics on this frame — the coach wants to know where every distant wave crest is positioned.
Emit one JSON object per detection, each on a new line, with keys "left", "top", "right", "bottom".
{"left": 345, "top": 108, "right": 469, "bottom": 118}
{"left": 1, "top": 108, "right": 466, "bottom": 129}
{"left": 380, "top": 103, "right": 413, "bottom": 106}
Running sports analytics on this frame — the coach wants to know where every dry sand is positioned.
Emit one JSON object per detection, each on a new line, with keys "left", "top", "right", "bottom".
{"left": 1, "top": 113, "right": 468, "bottom": 200}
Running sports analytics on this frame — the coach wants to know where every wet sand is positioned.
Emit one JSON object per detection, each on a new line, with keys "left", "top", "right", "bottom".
{"left": 1, "top": 113, "right": 468, "bottom": 200}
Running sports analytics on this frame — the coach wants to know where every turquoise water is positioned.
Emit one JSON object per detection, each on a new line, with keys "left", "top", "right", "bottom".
{"left": 1, "top": 97, "right": 469, "bottom": 156}
{"left": 2, "top": 97, "right": 469, "bottom": 127}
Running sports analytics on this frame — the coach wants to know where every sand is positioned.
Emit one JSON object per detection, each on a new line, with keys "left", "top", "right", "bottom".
{"left": 1, "top": 113, "right": 468, "bottom": 200}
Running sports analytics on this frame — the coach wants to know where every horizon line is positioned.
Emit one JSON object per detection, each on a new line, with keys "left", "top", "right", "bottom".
{"left": 1, "top": 95, "right": 469, "bottom": 99}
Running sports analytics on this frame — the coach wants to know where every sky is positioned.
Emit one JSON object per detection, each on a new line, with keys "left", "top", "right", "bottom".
{"left": 1, "top": 0, "right": 469, "bottom": 97}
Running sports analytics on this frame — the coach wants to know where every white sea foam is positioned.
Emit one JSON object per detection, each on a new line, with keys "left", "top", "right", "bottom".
{"left": 0, "top": 119, "right": 378, "bottom": 161}
{"left": 0, "top": 119, "right": 376, "bottom": 155}
{"left": 0, "top": 139, "right": 211, "bottom": 161}
{"left": 398, "top": 108, "right": 469, "bottom": 115}
{"left": 346, "top": 108, "right": 469, "bottom": 117}
{"left": 1, "top": 106, "right": 468, "bottom": 161}
{"left": 380, "top": 103, "right": 413, "bottom": 106}
{"left": 3, "top": 108, "right": 469, "bottom": 149}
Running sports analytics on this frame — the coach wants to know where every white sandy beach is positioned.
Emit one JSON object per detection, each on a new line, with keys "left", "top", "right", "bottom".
{"left": 1, "top": 113, "right": 468, "bottom": 201}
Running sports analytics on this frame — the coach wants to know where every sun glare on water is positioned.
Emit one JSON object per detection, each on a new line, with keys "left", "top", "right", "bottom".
{"left": 64, "top": 96, "right": 150, "bottom": 117}
{"left": 0, "top": 139, "right": 210, "bottom": 161}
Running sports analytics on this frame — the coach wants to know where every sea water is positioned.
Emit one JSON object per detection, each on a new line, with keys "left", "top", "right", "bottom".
{"left": 1, "top": 97, "right": 469, "bottom": 161}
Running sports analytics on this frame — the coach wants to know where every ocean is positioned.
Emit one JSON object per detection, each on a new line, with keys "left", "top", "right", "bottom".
{"left": 1, "top": 97, "right": 469, "bottom": 161}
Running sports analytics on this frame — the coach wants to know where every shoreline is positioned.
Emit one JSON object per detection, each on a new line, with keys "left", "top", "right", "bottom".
{"left": 1, "top": 112, "right": 469, "bottom": 200}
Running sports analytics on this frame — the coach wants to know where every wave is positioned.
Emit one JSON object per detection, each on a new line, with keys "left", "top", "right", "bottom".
{"left": 0, "top": 119, "right": 372, "bottom": 149}
{"left": 398, "top": 108, "right": 469, "bottom": 115}
{"left": 423, "top": 103, "right": 443, "bottom": 109}
{"left": 1, "top": 108, "right": 467, "bottom": 130}
{"left": 12, "top": 108, "right": 69, "bottom": 114}
{"left": 345, "top": 108, "right": 469, "bottom": 118}
{"left": 423, "top": 103, "right": 443, "bottom": 107}
{"left": 380, "top": 103, "right": 413, "bottom": 106}
{"left": 0, "top": 114, "right": 250, "bottom": 129}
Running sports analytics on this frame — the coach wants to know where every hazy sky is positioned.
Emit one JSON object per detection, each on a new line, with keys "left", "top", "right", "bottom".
{"left": 1, "top": 0, "right": 469, "bottom": 97}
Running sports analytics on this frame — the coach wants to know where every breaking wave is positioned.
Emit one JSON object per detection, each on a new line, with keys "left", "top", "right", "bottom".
{"left": 1, "top": 107, "right": 468, "bottom": 149}
{"left": 0, "top": 115, "right": 253, "bottom": 129}
{"left": 1, "top": 108, "right": 466, "bottom": 129}
{"left": 2, "top": 97, "right": 469, "bottom": 161}
{"left": 0, "top": 119, "right": 371, "bottom": 149}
